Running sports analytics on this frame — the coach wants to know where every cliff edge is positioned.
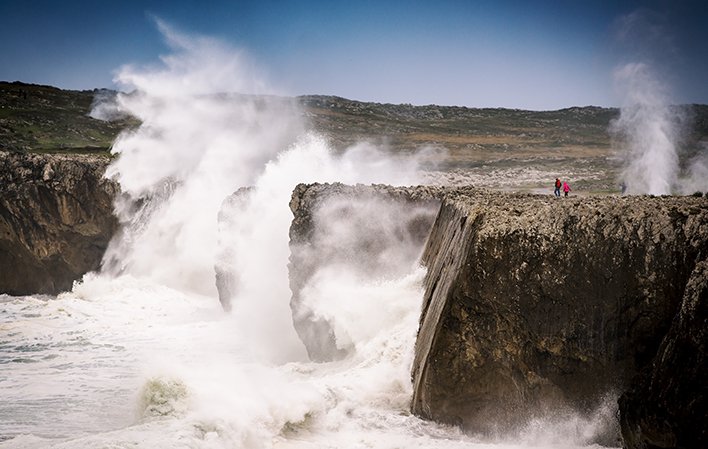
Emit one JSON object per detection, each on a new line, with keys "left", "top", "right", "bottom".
{"left": 0, "top": 151, "right": 118, "bottom": 295}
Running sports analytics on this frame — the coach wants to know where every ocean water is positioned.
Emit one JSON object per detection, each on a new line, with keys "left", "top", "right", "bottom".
{"left": 0, "top": 271, "right": 612, "bottom": 449}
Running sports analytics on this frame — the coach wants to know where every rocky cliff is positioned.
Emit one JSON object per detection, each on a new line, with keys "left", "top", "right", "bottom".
{"left": 619, "top": 258, "right": 708, "bottom": 449}
{"left": 288, "top": 182, "right": 445, "bottom": 361}
{"left": 283, "top": 183, "right": 707, "bottom": 446}
{"left": 0, "top": 151, "right": 118, "bottom": 295}
{"left": 411, "top": 189, "right": 707, "bottom": 445}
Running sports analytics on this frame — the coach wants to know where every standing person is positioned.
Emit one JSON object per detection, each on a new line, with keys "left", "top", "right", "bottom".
{"left": 554, "top": 178, "right": 561, "bottom": 197}
{"left": 563, "top": 180, "right": 571, "bottom": 197}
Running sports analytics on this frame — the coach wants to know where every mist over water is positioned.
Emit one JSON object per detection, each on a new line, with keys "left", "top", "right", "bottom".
{"left": 97, "top": 21, "right": 304, "bottom": 296}
{"left": 1, "top": 22, "right": 614, "bottom": 449}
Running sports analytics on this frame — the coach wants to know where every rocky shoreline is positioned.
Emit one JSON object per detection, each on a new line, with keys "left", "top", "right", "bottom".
{"left": 1, "top": 155, "right": 705, "bottom": 448}
{"left": 0, "top": 151, "right": 117, "bottom": 294}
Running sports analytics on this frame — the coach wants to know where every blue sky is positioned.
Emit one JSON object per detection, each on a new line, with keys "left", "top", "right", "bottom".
{"left": 0, "top": 0, "right": 706, "bottom": 110}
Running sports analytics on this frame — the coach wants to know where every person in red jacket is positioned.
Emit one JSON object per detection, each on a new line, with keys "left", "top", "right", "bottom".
{"left": 554, "top": 178, "right": 561, "bottom": 197}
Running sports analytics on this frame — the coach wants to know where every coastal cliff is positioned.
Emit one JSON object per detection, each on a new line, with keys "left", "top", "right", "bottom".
{"left": 618, "top": 258, "right": 708, "bottom": 449}
{"left": 411, "top": 189, "right": 707, "bottom": 445}
{"left": 0, "top": 151, "right": 118, "bottom": 295}
{"left": 283, "top": 182, "right": 707, "bottom": 447}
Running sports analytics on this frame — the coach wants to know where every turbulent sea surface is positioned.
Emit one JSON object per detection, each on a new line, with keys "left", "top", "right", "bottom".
{"left": 0, "top": 272, "right": 612, "bottom": 449}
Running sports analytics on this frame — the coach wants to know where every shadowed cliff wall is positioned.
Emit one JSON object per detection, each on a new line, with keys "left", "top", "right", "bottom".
{"left": 618, "top": 258, "right": 708, "bottom": 449}
{"left": 411, "top": 189, "right": 707, "bottom": 445}
{"left": 0, "top": 151, "right": 118, "bottom": 295}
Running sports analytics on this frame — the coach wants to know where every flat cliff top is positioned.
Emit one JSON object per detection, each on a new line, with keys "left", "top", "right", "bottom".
{"left": 0, "top": 150, "right": 114, "bottom": 192}
{"left": 290, "top": 182, "right": 450, "bottom": 213}
{"left": 444, "top": 188, "right": 708, "bottom": 239}
{"left": 292, "top": 184, "right": 708, "bottom": 240}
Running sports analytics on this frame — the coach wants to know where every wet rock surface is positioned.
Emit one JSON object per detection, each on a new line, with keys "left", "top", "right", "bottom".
{"left": 0, "top": 151, "right": 118, "bottom": 295}
{"left": 288, "top": 182, "right": 445, "bottom": 361}
{"left": 410, "top": 189, "right": 707, "bottom": 445}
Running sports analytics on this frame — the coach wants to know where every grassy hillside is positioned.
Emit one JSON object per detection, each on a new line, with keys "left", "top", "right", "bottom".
{"left": 0, "top": 81, "right": 621, "bottom": 157}
{"left": 300, "top": 96, "right": 620, "bottom": 167}
{"left": 1, "top": 81, "right": 705, "bottom": 192}
{"left": 0, "top": 81, "right": 131, "bottom": 153}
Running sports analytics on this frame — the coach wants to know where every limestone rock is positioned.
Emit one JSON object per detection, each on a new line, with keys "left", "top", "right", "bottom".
{"left": 619, "top": 259, "right": 708, "bottom": 449}
{"left": 0, "top": 151, "right": 118, "bottom": 295}
{"left": 410, "top": 189, "right": 707, "bottom": 443}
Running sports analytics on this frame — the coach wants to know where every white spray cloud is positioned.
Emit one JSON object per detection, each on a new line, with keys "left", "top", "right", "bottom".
{"left": 93, "top": 20, "right": 434, "bottom": 363}
{"left": 610, "top": 9, "right": 708, "bottom": 196}
{"left": 214, "top": 134, "right": 431, "bottom": 362}
{"left": 95, "top": 21, "right": 303, "bottom": 296}
{"left": 611, "top": 62, "right": 680, "bottom": 195}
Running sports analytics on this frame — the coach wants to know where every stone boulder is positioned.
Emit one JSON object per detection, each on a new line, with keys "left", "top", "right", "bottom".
{"left": 0, "top": 151, "right": 118, "bottom": 295}
{"left": 288, "top": 182, "right": 445, "bottom": 361}
{"left": 410, "top": 189, "right": 707, "bottom": 443}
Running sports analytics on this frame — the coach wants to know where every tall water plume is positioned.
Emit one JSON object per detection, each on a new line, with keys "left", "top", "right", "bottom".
{"left": 611, "top": 62, "right": 680, "bottom": 195}
{"left": 92, "top": 20, "right": 432, "bottom": 363}
{"left": 94, "top": 20, "right": 304, "bottom": 296}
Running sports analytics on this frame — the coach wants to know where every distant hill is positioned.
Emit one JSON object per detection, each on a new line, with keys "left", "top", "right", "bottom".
{"left": 302, "top": 95, "right": 620, "bottom": 145}
{"left": 301, "top": 95, "right": 619, "bottom": 166}
{"left": 0, "top": 81, "right": 133, "bottom": 154}
{"left": 1, "top": 81, "right": 706, "bottom": 171}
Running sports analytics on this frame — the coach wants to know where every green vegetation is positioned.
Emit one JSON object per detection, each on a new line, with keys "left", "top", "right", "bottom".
{"left": 1, "top": 82, "right": 705, "bottom": 192}
{"left": 0, "top": 81, "right": 133, "bottom": 154}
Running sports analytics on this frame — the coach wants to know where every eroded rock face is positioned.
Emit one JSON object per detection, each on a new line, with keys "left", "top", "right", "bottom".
{"left": 0, "top": 151, "right": 118, "bottom": 295}
{"left": 411, "top": 189, "right": 707, "bottom": 443}
{"left": 619, "top": 259, "right": 708, "bottom": 449}
{"left": 288, "top": 182, "right": 445, "bottom": 361}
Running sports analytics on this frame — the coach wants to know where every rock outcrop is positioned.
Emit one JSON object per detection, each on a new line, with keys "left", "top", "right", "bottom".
{"left": 618, "top": 259, "right": 708, "bottom": 449}
{"left": 0, "top": 151, "right": 118, "bottom": 295}
{"left": 410, "top": 189, "right": 707, "bottom": 445}
{"left": 288, "top": 182, "right": 445, "bottom": 361}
